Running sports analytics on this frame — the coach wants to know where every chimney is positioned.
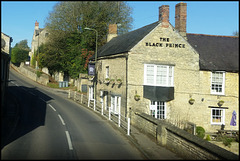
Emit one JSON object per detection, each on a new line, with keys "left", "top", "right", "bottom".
{"left": 175, "top": 2, "right": 187, "bottom": 38}
{"left": 107, "top": 24, "right": 117, "bottom": 42}
{"left": 159, "top": 5, "right": 169, "bottom": 28}
{"left": 35, "top": 20, "right": 39, "bottom": 29}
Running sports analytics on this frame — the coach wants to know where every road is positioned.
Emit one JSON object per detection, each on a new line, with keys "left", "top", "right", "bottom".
{"left": 1, "top": 68, "right": 144, "bottom": 160}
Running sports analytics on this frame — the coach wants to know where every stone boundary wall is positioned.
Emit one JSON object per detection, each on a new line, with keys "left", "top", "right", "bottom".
{"left": 10, "top": 63, "right": 49, "bottom": 85}
{"left": 132, "top": 112, "right": 239, "bottom": 160}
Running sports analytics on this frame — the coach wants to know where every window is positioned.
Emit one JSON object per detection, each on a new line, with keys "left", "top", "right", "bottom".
{"left": 211, "top": 108, "right": 225, "bottom": 125}
{"left": 106, "top": 66, "right": 109, "bottom": 78}
{"left": 150, "top": 101, "right": 166, "bottom": 119}
{"left": 144, "top": 64, "right": 174, "bottom": 86}
{"left": 211, "top": 71, "right": 225, "bottom": 95}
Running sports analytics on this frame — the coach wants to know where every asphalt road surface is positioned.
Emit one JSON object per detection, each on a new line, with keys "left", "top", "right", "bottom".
{"left": 1, "top": 68, "right": 144, "bottom": 160}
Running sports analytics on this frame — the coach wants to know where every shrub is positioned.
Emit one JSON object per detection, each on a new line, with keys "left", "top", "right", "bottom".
{"left": 205, "top": 134, "right": 211, "bottom": 141}
{"left": 36, "top": 70, "right": 42, "bottom": 78}
{"left": 196, "top": 126, "right": 205, "bottom": 139}
{"left": 222, "top": 136, "right": 233, "bottom": 147}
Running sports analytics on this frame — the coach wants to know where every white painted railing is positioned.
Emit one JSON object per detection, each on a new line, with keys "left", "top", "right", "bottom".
{"left": 68, "top": 90, "right": 130, "bottom": 135}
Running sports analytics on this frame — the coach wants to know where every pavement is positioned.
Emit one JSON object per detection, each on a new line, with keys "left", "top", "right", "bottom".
{"left": 127, "top": 125, "right": 182, "bottom": 160}
{"left": 1, "top": 78, "right": 182, "bottom": 159}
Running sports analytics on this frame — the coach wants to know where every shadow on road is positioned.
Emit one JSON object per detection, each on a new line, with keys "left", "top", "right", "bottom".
{"left": 1, "top": 85, "right": 53, "bottom": 149}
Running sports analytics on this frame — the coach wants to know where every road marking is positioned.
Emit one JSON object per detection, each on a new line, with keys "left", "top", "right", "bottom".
{"left": 49, "top": 104, "right": 56, "bottom": 111}
{"left": 58, "top": 114, "right": 65, "bottom": 125}
{"left": 65, "top": 131, "right": 73, "bottom": 150}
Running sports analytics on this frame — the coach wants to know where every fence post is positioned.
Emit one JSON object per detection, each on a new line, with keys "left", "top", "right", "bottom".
{"left": 118, "top": 107, "right": 121, "bottom": 127}
{"left": 88, "top": 97, "right": 90, "bottom": 107}
{"left": 94, "top": 99, "right": 96, "bottom": 111}
{"left": 74, "top": 91, "right": 76, "bottom": 101}
{"left": 101, "top": 102, "right": 103, "bottom": 115}
{"left": 127, "top": 117, "right": 130, "bottom": 135}
{"left": 109, "top": 109, "right": 111, "bottom": 120}
{"left": 68, "top": 90, "right": 70, "bottom": 99}
{"left": 81, "top": 94, "right": 83, "bottom": 104}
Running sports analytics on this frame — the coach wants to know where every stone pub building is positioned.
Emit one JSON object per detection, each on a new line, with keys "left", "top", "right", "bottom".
{"left": 87, "top": 2, "right": 239, "bottom": 133}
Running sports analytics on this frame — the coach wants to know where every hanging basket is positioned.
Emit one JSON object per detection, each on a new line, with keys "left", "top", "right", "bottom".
{"left": 134, "top": 94, "right": 140, "bottom": 101}
{"left": 218, "top": 100, "right": 224, "bottom": 107}
{"left": 104, "top": 78, "right": 110, "bottom": 84}
{"left": 189, "top": 98, "right": 195, "bottom": 105}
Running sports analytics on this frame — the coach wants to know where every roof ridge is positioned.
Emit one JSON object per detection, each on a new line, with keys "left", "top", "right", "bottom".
{"left": 187, "top": 33, "right": 238, "bottom": 38}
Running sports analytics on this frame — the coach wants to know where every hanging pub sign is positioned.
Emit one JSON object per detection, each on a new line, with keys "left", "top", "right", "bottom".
{"left": 88, "top": 63, "right": 95, "bottom": 76}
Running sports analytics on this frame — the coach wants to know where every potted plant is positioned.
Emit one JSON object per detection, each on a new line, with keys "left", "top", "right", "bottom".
{"left": 218, "top": 100, "right": 224, "bottom": 107}
{"left": 88, "top": 75, "right": 94, "bottom": 81}
{"left": 189, "top": 98, "right": 195, "bottom": 105}
{"left": 110, "top": 79, "right": 115, "bottom": 83}
{"left": 134, "top": 94, "right": 140, "bottom": 101}
{"left": 116, "top": 78, "right": 122, "bottom": 84}
{"left": 104, "top": 78, "right": 110, "bottom": 84}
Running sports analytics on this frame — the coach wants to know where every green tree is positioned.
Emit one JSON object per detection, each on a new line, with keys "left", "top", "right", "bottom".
{"left": 41, "top": 1, "right": 132, "bottom": 78}
{"left": 15, "top": 39, "right": 30, "bottom": 51}
{"left": 11, "top": 40, "right": 30, "bottom": 65}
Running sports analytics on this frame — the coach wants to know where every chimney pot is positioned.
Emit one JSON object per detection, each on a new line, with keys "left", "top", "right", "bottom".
{"left": 35, "top": 20, "right": 39, "bottom": 26}
{"left": 107, "top": 24, "right": 118, "bottom": 42}
{"left": 159, "top": 5, "right": 169, "bottom": 28}
{"left": 175, "top": 2, "right": 187, "bottom": 38}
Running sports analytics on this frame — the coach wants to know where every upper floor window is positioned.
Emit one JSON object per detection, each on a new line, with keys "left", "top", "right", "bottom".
{"left": 211, "top": 71, "right": 225, "bottom": 95}
{"left": 144, "top": 64, "right": 174, "bottom": 87}
{"left": 106, "top": 66, "right": 109, "bottom": 78}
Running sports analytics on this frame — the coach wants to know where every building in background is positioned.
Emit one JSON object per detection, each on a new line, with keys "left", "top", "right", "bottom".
{"left": 29, "top": 20, "right": 49, "bottom": 68}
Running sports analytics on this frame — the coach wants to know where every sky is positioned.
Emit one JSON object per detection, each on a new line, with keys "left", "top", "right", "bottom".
{"left": 1, "top": 1, "right": 239, "bottom": 48}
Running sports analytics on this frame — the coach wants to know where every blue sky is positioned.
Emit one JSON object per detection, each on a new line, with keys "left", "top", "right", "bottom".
{"left": 1, "top": 1, "right": 239, "bottom": 48}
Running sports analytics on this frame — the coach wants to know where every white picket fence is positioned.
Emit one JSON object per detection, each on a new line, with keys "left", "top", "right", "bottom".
{"left": 68, "top": 90, "right": 131, "bottom": 135}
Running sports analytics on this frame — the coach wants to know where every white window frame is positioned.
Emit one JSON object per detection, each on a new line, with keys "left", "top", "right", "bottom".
{"left": 211, "top": 71, "right": 225, "bottom": 95}
{"left": 150, "top": 101, "right": 166, "bottom": 119}
{"left": 144, "top": 64, "right": 174, "bottom": 87}
{"left": 106, "top": 66, "right": 109, "bottom": 79}
{"left": 211, "top": 108, "right": 225, "bottom": 125}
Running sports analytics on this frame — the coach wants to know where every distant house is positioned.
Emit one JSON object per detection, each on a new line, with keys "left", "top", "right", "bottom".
{"left": 29, "top": 20, "right": 49, "bottom": 66}
{"left": 1, "top": 32, "right": 13, "bottom": 111}
{"left": 87, "top": 2, "right": 238, "bottom": 133}
{"left": 29, "top": 21, "right": 65, "bottom": 81}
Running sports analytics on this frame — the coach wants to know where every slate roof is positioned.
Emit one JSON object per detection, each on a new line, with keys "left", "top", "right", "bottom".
{"left": 95, "top": 21, "right": 159, "bottom": 58}
{"left": 187, "top": 34, "right": 239, "bottom": 72}
{"left": 94, "top": 21, "right": 239, "bottom": 72}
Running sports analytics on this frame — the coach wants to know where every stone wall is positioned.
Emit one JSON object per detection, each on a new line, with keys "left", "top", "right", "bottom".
{"left": 132, "top": 112, "right": 239, "bottom": 160}
{"left": 11, "top": 63, "right": 49, "bottom": 85}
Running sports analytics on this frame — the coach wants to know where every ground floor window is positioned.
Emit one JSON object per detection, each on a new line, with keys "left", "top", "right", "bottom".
{"left": 150, "top": 101, "right": 166, "bottom": 119}
{"left": 111, "top": 95, "right": 121, "bottom": 115}
{"left": 211, "top": 108, "right": 225, "bottom": 125}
